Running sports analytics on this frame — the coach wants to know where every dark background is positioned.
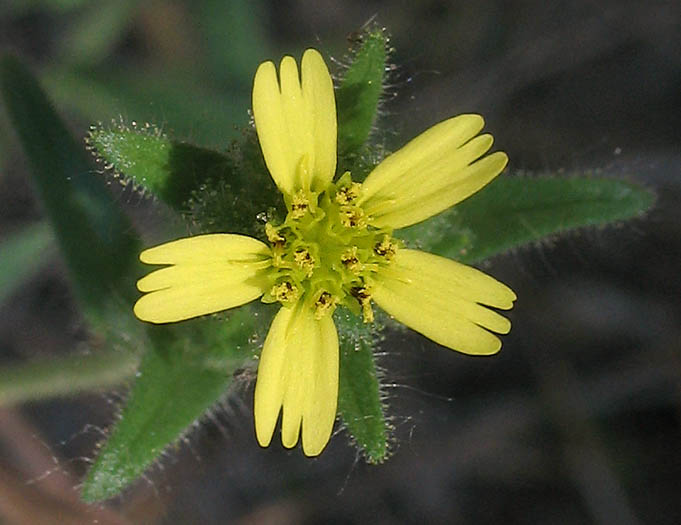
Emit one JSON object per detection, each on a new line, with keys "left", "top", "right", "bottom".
{"left": 1, "top": 1, "right": 680, "bottom": 523}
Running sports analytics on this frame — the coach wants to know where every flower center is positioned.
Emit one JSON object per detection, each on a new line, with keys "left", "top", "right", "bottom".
{"left": 263, "top": 172, "right": 398, "bottom": 321}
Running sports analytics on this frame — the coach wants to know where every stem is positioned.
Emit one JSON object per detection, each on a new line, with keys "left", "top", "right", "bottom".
{"left": 0, "top": 351, "right": 139, "bottom": 405}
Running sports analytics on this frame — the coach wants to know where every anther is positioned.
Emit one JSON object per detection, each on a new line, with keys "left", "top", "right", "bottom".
{"left": 351, "top": 287, "right": 374, "bottom": 323}
{"left": 341, "top": 246, "right": 363, "bottom": 275}
{"left": 339, "top": 205, "right": 367, "bottom": 229}
{"left": 265, "top": 223, "right": 285, "bottom": 245}
{"left": 271, "top": 280, "right": 300, "bottom": 304}
{"left": 294, "top": 248, "right": 315, "bottom": 277}
{"left": 314, "top": 291, "right": 337, "bottom": 319}
{"left": 290, "top": 190, "right": 310, "bottom": 219}
{"left": 335, "top": 181, "right": 362, "bottom": 205}
{"left": 374, "top": 235, "right": 397, "bottom": 260}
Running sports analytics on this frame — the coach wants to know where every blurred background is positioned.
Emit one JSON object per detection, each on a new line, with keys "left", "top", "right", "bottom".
{"left": 1, "top": 0, "right": 681, "bottom": 523}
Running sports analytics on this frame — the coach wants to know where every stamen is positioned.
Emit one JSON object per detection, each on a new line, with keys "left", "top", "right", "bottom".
{"left": 294, "top": 248, "right": 315, "bottom": 277}
{"left": 374, "top": 235, "right": 397, "bottom": 260}
{"left": 271, "top": 280, "right": 300, "bottom": 304}
{"left": 341, "top": 246, "right": 363, "bottom": 275}
{"left": 265, "top": 223, "right": 285, "bottom": 244}
{"left": 339, "top": 205, "right": 367, "bottom": 229}
{"left": 290, "top": 190, "right": 310, "bottom": 219}
{"left": 335, "top": 181, "right": 362, "bottom": 205}
{"left": 351, "top": 287, "right": 374, "bottom": 323}
{"left": 314, "top": 291, "right": 337, "bottom": 319}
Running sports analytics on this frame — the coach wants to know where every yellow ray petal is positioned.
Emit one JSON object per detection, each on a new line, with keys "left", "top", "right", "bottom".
{"left": 133, "top": 234, "right": 271, "bottom": 324}
{"left": 254, "top": 305, "right": 295, "bottom": 448}
{"left": 139, "top": 234, "right": 270, "bottom": 264}
{"left": 369, "top": 152, "right": 508, "bottom": 230}
{"left": 358, "top": 115, "right": 508, "bottom": 230}
{"left": 253, "top": 60, "right": 292, "bottom": 194}
{"left": 301, "top": 48, "right": 337, "bottom": 192}
{"left": 252, "top": 49, "right": 336, "bottom": 195}
{"left": 302, "top": 313, "right": 338, "bottom": 456}
{"left": 372, "top": 249, "right": 516, "bottom": 355}
{"left": 253, "top": 303, "right": 339, "bottom": 455}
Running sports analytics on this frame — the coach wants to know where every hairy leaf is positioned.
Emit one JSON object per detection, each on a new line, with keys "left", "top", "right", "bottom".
{"left": 398, "top": 175, "right": 655, "bottom": 264}
{"left": 337, "top": 28, "right": 387, "bottom": 165}
{"left": 81, "top": 304, "right": 272, "bottom": 502}
{"left": 86, "top": 124, "right": 230, "bottom": 210}
{"left": 335, "top": 308, "right": 389, "bottom": 463}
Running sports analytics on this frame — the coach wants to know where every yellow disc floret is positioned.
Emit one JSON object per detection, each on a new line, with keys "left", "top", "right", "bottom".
{"left": 263, "top": 174, "right": 398, "bottom": 321}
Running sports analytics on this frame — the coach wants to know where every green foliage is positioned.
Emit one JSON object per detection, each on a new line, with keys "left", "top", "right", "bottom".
{"left": 87, "top": 124, "right": 284, "bottom": 237}
{"left": 0, "top": 55, "right": 141, "bottom": 326}
{"left": 335, "top": 308, "right": 389, "bottom": 463}
{"left": 0, "top": 349, "right": 138, "bottom": 406}
{"left": 0, "top": 222, "right": 53, "bottom": 305}
{"left": 183, "top": 130, "right": 285, "bottom": 237}
{"left": 398, "top": 175, "right": 655, "bottom": 264}
{"left": 86, "top": 123, "right": 231, "bottom": 210}
{"left": 81, "top": 305, "right": 270, "bottom": 502}
{"left": 337, "top": 28, "right": 388, "bottom": 168}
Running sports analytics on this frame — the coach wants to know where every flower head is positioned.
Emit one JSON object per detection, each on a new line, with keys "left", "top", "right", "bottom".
{"left": 133, "top": 49, "right": 516, "bottom": 456}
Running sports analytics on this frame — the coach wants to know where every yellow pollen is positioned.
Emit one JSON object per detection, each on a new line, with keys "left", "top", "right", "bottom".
{"left": 265, "top": 223, "right": 285, "bottom": 244}
{"left": 374, "top": 235, "right": 397, "bottom": 260}
{"left": 314, "top": 291, "right": 337, "bottom": 319}
{"left": 351, "top": 287, "right": 374, "bottom": 323}
{"left": 294, "top": 248, "right": 315, "bottom": 276}
{"left": 335, "top": 181, "right": 362, "bottom": 205}
{"left": 271, "top": 280, "right": 299, "bottom": 304}
{"left": 290, "top": 190, "right": 310, "bottom": 219}
{"left": 341, "top": 246, "right": 363, "bottom": 275}
{"left": 339, "top": 205, "right": 367, "bottom": 229}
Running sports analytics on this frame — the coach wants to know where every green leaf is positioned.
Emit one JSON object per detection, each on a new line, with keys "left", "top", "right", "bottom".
{"left": 0, "top": 350, "right": 138, "bottom": 406}
{"left": 398, "top": 175, "right": 656, "bottom": 264}
{"left": 81, "top": 304, "right": 271, "bottom": 502}
{"left": 0, "top": 222, "right": 53, "bottom": 305}
{"left": 86, "top": 124, "right": 230, "bottom": 210}
{"left": 187, "top": 129, "right": 284, "bottom": 236}
{"left": 0, "top": 55, "right": 141, "bottom": 326}
{"left": 336, "top": 28, "right": 387, "bottom": 162}
{"left": 335, "top": 308, "right": 389, "bottom": 463}
{"left": 88, "top": 124, "right": 284, "bottom": 236}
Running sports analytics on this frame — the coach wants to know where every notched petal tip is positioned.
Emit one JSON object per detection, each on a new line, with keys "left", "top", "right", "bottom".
{"left": 455, "top": 113, "right": 485, "bottom": 130}
{"left": 478, "top": 336, "right": 503, "bottom": 356}
{"left": 254, "top": 60, "right": 277, "bottom": 87}
{"left": 255, "top": 424, "right": 275, "bottom": 448}
{"left": 132, "top": 295, "right": 172, "bottom": 324}
{"left": 301, "top": 48, "right": 326, "bottom": 72}
{"left": 302, "top": 437, "right": 326, "bottom": 457}
{"left": 492, "top": 150, "right": 509, "bottom": 172}
{"left": 496, "top": 283, "right": 517, "bottom": 311}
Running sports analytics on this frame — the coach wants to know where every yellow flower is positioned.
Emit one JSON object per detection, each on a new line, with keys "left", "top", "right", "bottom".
{"left": 133, "top": 49, "right": 516, "bottom": 456}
